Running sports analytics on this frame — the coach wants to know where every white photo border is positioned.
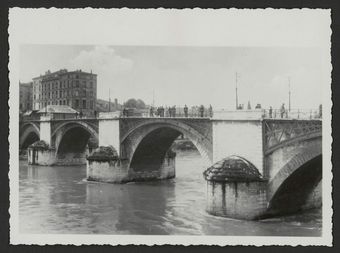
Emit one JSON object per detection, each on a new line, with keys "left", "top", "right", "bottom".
{"left": 8, "top": 7, "right": 333, "bottom": 246}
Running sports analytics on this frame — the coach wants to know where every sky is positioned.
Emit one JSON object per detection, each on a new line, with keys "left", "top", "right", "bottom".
{"left": 19, "top": 45, "right": 325, "bottom": 110}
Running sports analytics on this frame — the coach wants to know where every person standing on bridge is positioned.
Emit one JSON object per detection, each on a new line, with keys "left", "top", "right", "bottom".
{"left": 269, "top": 106, "right": 273, "bottom": 118}
{"left": 184, "top": 104, "right": 188, "bottom": 118}
{"left": 280, "top": 103, "right": 285, "bottom": 118}
{"left": 160, "top": 106, "right": 164, "bottom": 117}
{"left": 122, "top": 108, "right": 127, "bottom": 117}
{"left": 172, "top": 106, "right": 176, "bottom": 117}
{"left": 199, "top": 105, "right": 204, "bottom": 118}
{"left": 209, "top": 104, "right": 213, "bottom": 118}
{"left": 149, "top": 107, "right": 154, "bottom": 117}
{"left": 319, "top": 104, "right": 322, "bottom": 118}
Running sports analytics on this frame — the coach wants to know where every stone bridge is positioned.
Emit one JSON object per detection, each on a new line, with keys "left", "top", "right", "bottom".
{"left": 21, "top": 111, "right": 322, "bottom": 219}
{"left": 20, "top": 115, "right": 99, "bottom": 165}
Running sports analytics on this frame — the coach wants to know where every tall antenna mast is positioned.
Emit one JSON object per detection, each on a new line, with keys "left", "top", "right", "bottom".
{"left": 109, "top": 88, "right": 111, "bottom": 112}
{"left": 288, "top": 77, "right": 291, "bottom": 112}
{"left": 235, "top": 72, "right": 239, "bottom": 110}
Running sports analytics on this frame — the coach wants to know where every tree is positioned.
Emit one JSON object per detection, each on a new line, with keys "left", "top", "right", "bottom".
{"left": 124, "top": 98, "right": 146, "bottom": 109}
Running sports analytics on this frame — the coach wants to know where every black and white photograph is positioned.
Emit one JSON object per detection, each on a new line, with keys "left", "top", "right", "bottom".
{"left": 8, "top": 8, "right": 332, "bottom": 246}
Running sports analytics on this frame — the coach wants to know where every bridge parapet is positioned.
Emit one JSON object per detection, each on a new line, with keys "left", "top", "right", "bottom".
{"left": 263, "top": 119, "right": 322, "bottom": 155}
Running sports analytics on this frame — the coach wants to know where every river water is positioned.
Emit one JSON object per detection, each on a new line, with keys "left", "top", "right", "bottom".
{"left": 19, "top": 150, "right": 322, "bottom": 236}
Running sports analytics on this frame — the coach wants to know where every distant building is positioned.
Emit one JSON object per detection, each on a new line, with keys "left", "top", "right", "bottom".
{"left": 37, "top": 105, "right": 79, "bottom": 120}
{"left": 96, "top": 98, "right": 122, "bottom": 112}
{"left": 19, "top": 81, "right": 33, "bottom": 113}
{"left": 32, "top": 69, "right": 97, "bottom": 116}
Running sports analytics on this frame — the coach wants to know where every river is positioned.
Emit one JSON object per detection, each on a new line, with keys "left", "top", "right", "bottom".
{"left": 19, "top": 150, "right": 322, "bottom": 236}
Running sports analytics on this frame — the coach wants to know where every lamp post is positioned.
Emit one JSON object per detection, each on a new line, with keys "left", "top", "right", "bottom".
{"left": 235, "top": 72, "right": 239, "bottom": 110}
{"left": 109, "top": 88, "right": 111, "bottom": 112}
{"left": 288, "top": 77, "right": 291, "bottom": 112}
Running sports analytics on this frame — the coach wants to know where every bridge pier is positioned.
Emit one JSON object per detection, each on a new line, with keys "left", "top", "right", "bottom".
{"left": 28, "top": 142, "right": 90, "bottom": 166}
{"left": 87, "top": 146, "right": 176, "bottom": 183}
{"left": 28, "top": 144, "right": 56, "bottom": 166}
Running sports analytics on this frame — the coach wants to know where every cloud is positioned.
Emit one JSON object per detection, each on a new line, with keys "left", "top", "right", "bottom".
{"left": 68, "top": 46, "right": 134, "bottom": 100}
{"left": 69, "top": 46, "right": 134, "bottom": 74}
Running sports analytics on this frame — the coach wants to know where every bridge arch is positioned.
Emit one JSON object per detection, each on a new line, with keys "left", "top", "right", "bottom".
{"left": 267, "top": 146, "right": 322, "bottom": 215}
{"left": 121, "top": 120, "right": 213, "bottom": 173}
{"left": 19, "top": 122, "right": 40, "bottom": 149}
{"left": 52, "top": 121, "right": 98, "bottom": 154}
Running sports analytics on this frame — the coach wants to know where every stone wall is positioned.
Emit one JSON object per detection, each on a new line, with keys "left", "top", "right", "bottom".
{"left": 28, "top": 147, "right": 56, "bottom": 165}
{"left": 303, "top": 180, "right": 322, "bottom": 210}
{"left": 212, "top": 120, "right": 264, "bottom": 175}
{"left": 129, "top": 156, "right": 176, "bottom": 181}
{"left": 206, "top": 180, "right": 267, "bottom": 220}
{"left": 28, "top": 146, "right": 89, "bottom": 166}
{"left": 55, "top": 152, "right": 87, "bottom": 165}
{"left": 98, "top": 118, "right": 120, "bottom": 154}
{"left": 265, "top": 137, "right": 322, "bottom": 181}
{"left": 39, "top": 120, "right": 52, "bottom": 146}
{"left": 87, "top": 159, "right": 130, "bottom": 183}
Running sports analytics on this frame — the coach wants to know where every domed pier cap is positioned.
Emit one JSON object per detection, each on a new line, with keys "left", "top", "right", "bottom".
{"left": 203, "top": 155, "right": 265, "bottom": 182}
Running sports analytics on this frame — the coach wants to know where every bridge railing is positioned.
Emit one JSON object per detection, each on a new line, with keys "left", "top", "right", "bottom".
{"left": 210, "top": 108, "right": 321, "bottom": 120}
{"left": 121, "top": 107, "right": 213, "bottom": 118}
{"left": 262, "top": 108, "right": 322, "bottom": 120}
{"left": 20, "top": 107, "right": 322, "bottom": 122}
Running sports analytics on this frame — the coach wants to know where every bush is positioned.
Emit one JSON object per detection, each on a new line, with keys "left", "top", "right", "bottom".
{"left": 87, "top": 146, "right": 119, "bottom": 161}
{"left": 29, "top": 140, "right": 49, "bottom": 150}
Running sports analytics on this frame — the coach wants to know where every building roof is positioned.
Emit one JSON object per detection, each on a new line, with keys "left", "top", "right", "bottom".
{"left": 203, "top": 155, "right": 265, "bottom": 182}
{"left": 37, "top": 105, "right": 78, "bottom": 114}
{"left": 33, "top": 69, "right": 96, "bottom": 80}
{"left": 23, "top": 110, "right": 39, "bottom": 116}
{"left": 19, "top": 82, "right": 33, "bottom": 86}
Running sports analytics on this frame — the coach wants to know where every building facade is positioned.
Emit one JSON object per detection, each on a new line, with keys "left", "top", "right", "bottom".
{"left": 32, "top": 69, "right": 97, "bottom": 116}
{"left": 19, "top": 81, "right": 33, "bottom": 113}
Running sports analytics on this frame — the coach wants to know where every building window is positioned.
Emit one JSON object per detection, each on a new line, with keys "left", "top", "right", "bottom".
{"left": 90, "top": 100, "right": 93, "bottom": 109}
{"left": 76, "top": 80, "right": 79, "bottom": 88}
{"left": 75, "top": 99, "right": 79, "bottom": 108}
{"left": 83, "top": 100, "right": 86, "bottom": 109}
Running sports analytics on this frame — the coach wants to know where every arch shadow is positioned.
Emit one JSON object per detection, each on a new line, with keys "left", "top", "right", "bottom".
{"left": 53, "top": 122, "right": 98, "bottom": 155}
{"left": 122, "top": 122, "right": 213, "bottom": 171}
{"left": 267, "top": 151, "right": 322, "bottom": 216}
{"left": 20, "top": 123, "right": 40, "bottom": 149}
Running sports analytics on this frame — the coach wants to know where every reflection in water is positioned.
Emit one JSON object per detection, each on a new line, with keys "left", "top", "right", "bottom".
{"left": 19, "top": 150, "right": 322, "bottom": 236}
